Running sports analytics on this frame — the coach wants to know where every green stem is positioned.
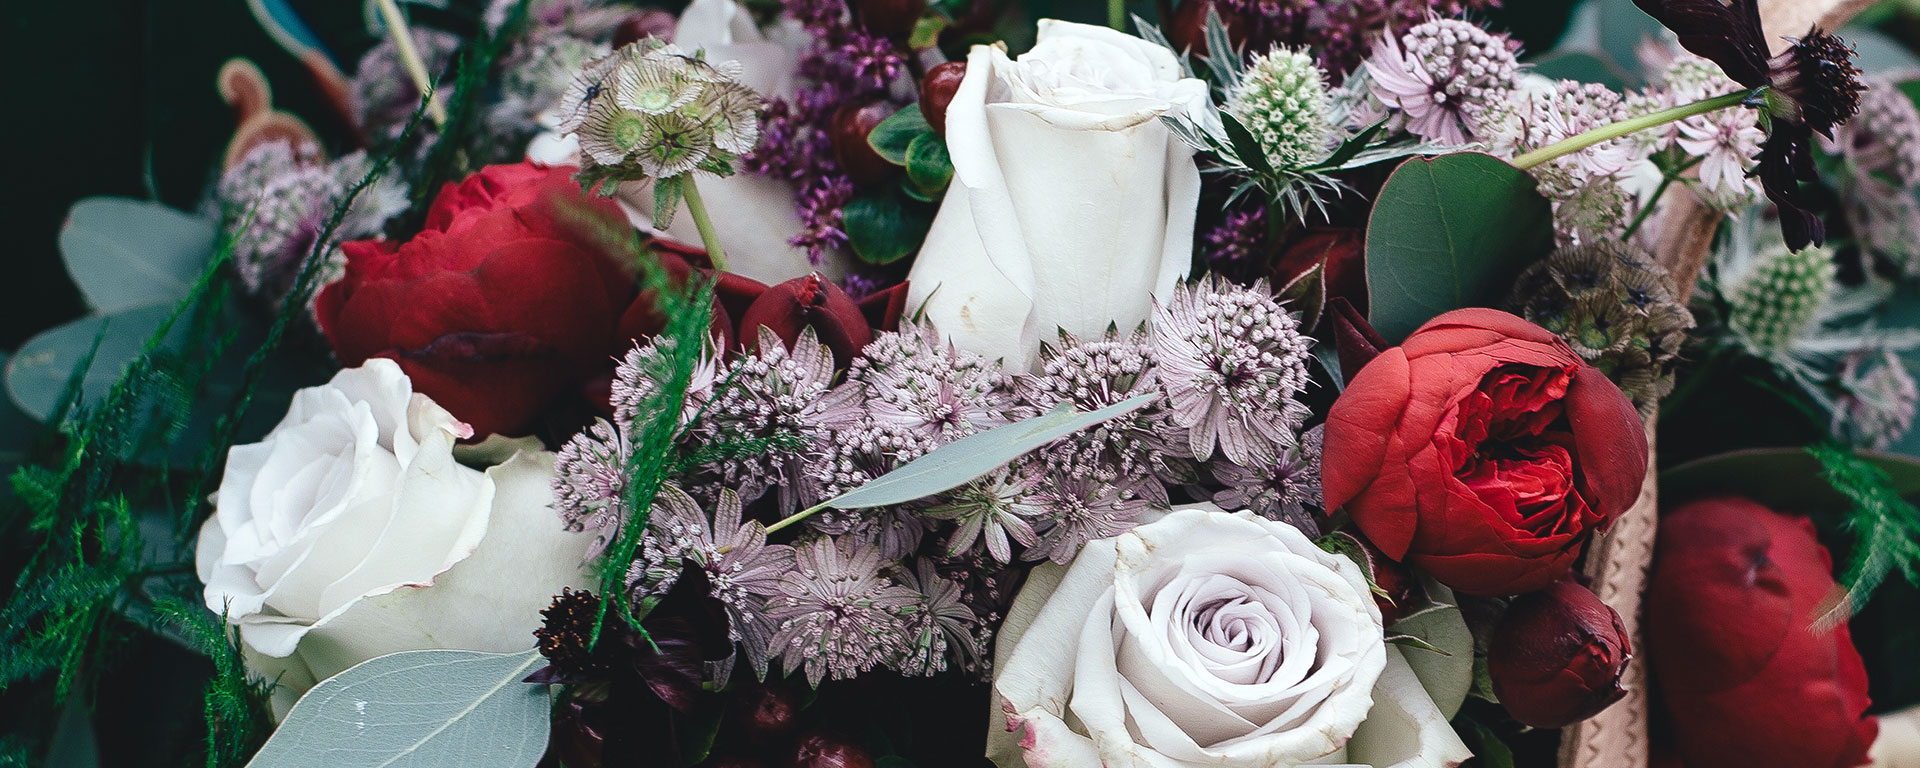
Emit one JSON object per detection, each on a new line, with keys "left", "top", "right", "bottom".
{"left": 1108, "top": 0, "right": 1125, "bottom": 31}
{"left": 1512, "top": 89, "right": 1754, "bottom": 171}
{"left": 763, "top": 502, "right": 829, "bottom": 537}
{"left": 1620, "top": 155, "right": 1703, "bottom": 240}
{"left": 680, "top": 175, "right": 729, "bottom": 272}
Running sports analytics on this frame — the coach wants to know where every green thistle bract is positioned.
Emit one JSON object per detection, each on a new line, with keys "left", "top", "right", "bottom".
{"left": 1226, "top": 47, "right": 1331, "bottom": 171}
{"left": 1729, "top": 243, "right": 1835, "bottom": 350}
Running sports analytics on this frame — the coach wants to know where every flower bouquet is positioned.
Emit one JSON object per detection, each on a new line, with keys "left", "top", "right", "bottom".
{"left": 7, "top": 0, "right": 1920, "bottom": 766}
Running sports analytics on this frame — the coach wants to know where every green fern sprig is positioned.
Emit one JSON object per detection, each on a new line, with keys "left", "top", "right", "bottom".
{"left": 1806, "top": 442, "right": 1920, "bottom": 631}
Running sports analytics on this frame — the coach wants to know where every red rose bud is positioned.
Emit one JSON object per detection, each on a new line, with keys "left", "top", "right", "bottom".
{"left": 1647, "top": 496, "right": 1878, "bottom": 768}
{"left": 1273, "top": 227, "right": 1366, "bottom": 317}
{"left": 740, "top": 273, "right": 875, "bottom": 368}
{"left": 919, "top": 62, "right": 966, "bottom": 136}
{"left": 832, "top": 100, "right": 899, "bottom": 187}
{"left": 612, "top": 9, "right": 677, "bottom": 48}
{"left": 853, "top": 0, "right": 923, "bottom": 41}
{"left": 788, "top": 732, "right": 875, "bottom": 768}
{"left": 1321, "top": 309, "right": 1648, "bottom": 596}
{"left": 1488, "top": 580, "right": 1630, "bottom": 728}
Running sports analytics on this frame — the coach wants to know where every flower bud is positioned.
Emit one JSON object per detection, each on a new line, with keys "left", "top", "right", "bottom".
{"left": 733, "top": 683, "right": 800, "bottom": 745}
{"left": 831, "top": 100, "right": 898, "bottom": 187}
{"left": 1166, "top": 0, "right": 1246, "bottom": 58}
{"left": 919, "top": 62, "right": 966, "bottom": 136}
{"left": 853, "top": 0, "right": 923, "bottom": 42}
{"left": 740, "top": 273, "right": 876, "bottom": 368}
{"left": 1488, "top": 580, "right": 1631, "bottom": 728}
{"left": 788, "top": 732, "right": 875, "bottom": 768}
{"left": 612, "top": 10, "right": 677, "bottom": 49}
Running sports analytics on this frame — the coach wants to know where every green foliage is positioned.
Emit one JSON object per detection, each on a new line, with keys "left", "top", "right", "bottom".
{"left": 1806, "top": 442, "right": 1920, "bottom": 629}
{"left": 1364, "top": 152, "right": 1555, "bottom": 343}
{"left": 867, "top": 104, "right": 930, "bottom": 165}
{"left": 844, "top": 195, "right": 934, "bottom": 265}
{"left": 400, "top": 0, "right": 529, "bottom": 231}
{"left": 148, "top": 603, "right": 272, "bottom": 768}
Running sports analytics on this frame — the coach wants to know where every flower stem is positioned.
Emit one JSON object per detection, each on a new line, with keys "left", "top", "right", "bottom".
{"left": 1108, "top": 0, "right": 1125, "bottom": 31}
{"left": 680, "top": 175, "right": 730, "bottom": 272}
{"left": 1511, "top": 89, "right": 1755, "bottom": 171}
{"left": 1620, "top": 155, "right": 1703, "bottom": 240}
{"left": 762, "top": 502, "right": 829, "bottom": 537}
{"left": 375, "top": 0, "right": 447, "bottom": 126}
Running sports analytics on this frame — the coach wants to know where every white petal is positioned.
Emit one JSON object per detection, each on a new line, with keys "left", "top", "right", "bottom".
{"left": 1345, "top": 646, "right": 1475, "bottom": 768}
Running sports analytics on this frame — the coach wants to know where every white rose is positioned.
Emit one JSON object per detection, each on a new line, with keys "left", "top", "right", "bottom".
{"left": 195, "top": 359, "right": 595, "bottom": 714}
{"left": 988, "top": 505, "right": 1471, "bottom": 767}
{"left": 906, "top": 20, "right": 1207, "bottom": 371}
{"left": 525, "top": 0, "right": 845, "bottom": 284}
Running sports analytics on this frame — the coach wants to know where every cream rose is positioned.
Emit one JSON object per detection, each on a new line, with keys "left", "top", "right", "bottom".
{"left": 195, "top": 360, "right": 594, "bottom": 714}
{"left": 525, "top": 0, "right": 843, "bottom": 283}
{"left": 906, "top": 19, "right": 1207, "bottom": 371}
{"left": 988, "top": 505, "right": 1471, "bottom": 767}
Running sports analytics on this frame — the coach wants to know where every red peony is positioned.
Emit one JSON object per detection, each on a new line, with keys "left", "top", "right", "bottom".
{"left": 1320, "top": 308, "right": 1647, "bottom": 595}
{"left": 1647, "top": 495, "right": 1878, "bottom": 768}
{"left": 317, "top": 162, "right": 649, "bottom": 438}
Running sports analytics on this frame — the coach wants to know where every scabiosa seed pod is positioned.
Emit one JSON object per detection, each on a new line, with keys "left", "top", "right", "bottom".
{"left": 1226, "top": 47, "right": 1331, "bottom": 171}
{"left": 1728, "top": 243, "right": 1835, "bottom": 350}
{"left": 565, "top": 40, "right": 763, "bottom": 188}
{"left": 1506, "top": 242, "right": 1694, "bottom": 415}
{"left": 1488, "top": 580, "right": 1631, "bottom": 728}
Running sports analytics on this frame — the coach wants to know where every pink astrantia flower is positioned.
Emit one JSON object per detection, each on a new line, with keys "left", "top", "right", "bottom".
{"left": 1150, "top": 276, "right": 1314, "bottom": 466}
{"left": 1364, "top": 18, "right": 1520, "bottom": 145}
{"left": 767, "top": 536, "right": 920, "bottom": 685}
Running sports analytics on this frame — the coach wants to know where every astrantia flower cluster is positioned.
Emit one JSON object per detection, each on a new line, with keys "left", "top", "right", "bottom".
{"left": 213, "top": 140, "right": 408, "bottom": 309}
{"left": 1478, "top": 79, "right": 1647, "bottom": 245}
{"left": 1362, "top": 18, "right": 1521, "bottom": 145}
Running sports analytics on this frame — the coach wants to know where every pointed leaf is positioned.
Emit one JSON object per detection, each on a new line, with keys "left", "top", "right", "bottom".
{"left": 1363, "top": 152, "right": 1553, "bottom": 342}
{"left": 905, "top": 133, "right": 954, "bottom": 194}
{"left": 823, "top": 394, "right": 1157, "bottom": 510}
{"left": 654, "top": 176, "right": 685, "bottom": 230}
{"left": 60, "top": 198, "right": 216, "bottom": 314}
{"left": 246, "top": 649, "right": 550, "bottom": 768}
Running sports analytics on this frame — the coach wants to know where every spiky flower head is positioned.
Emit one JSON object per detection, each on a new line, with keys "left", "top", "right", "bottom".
{"left": 826, "top": 323, "right": 1011, "bottom": 444}
{"left": 1151, "top": 276, "right": 1313, "bottom": 466}
{"left": 921, "top": 464, "right": 1044, "bottom": 565}
{"left": 767, "top": 536, "right": 920, "bottom": 686}
{"left": 216, "top": 143, "right": 407, "bottom": 307}
{"left": 1019, "top": 327, "right": 1194, "bottom": 491}
{"left": 564, "top": 39, "right": 763, "bottom": 188}
{"left": 687, "top": 327, "right": 837, "bottom": 508}
{"left": 534, "top": 588, "right": 614, "bottom": 681}
{"left": 610, "top": 336, "right": 720, "bottom": 428}
{"left": 1834, "top": 349, "right": 1919, "bottom": 450}
{"left": 553, "top": 419, "right": 631, "bottom": 556}
{"left": 1211, "top": 424, "right": 1323, "bottom": 535}
{"left": 1507, "top": 242, "right": 1695, "bottom": 414}
{"left": 632, "top": 485, "right": 795, "bottom": 675}
{"left": 1227, "top": 47, "right": 1331, "bottom": 170}
{"left": 1363, "top": 18, "right": 1521, "bottom": 145}
{"left": 1728, "top": 243, "right": 1836, "bottom": 350}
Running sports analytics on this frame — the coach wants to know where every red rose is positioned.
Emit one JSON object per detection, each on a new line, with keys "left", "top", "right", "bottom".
{"left": 1320, "top": 308, "right": 1647, "bottom": 595}
{"left": 1647, "top": 496, "right": 1877, "bottom": 768}
{"left": 1488, "top": 579, "right": 1631, "bottom": 728}
{"left": 317, "top": 162, "right": 645, "bottom": 438}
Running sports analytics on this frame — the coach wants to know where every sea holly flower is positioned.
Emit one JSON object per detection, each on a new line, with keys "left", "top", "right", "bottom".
{"left": 1629, "top": 0, "right": 1866, "bottom": 249}
{"left": 1226, "top": 47, "right": 1332, "bottom": 171}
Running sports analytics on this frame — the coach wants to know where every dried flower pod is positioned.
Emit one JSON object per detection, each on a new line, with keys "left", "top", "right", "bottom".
{"left": 1506, "top": 241, "right": 1693, "bottom": 415}
{"left": 1487, "top": 579, "right": 1631, "bottom": 728}
{"left": 831, "top": 99, "right": 899, "bottom": 187}
{"left": 739, "top": 273, "right": 876, "bottom": 368}
{"left": 733, "top": 684, "right": 801, "bottom": 745}
{"left": 919, "top": 62, "right": 966, "bottom": 136}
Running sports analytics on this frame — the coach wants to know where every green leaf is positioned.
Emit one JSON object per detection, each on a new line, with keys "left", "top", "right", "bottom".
{"left": 44, "top": 699, "right": 99, "bottom": 768}
{"left": 5, "top": 305, "right": 181, "bottom": 423}
{"left": 1363, "top": 152, "right": 1554, "bottom": 343}
{"left": 844, "top": 195, "right": 933, "bottom": 265}
{"left": 869, "top": 104, "right": 931, "bottom": 166}
{"left": 1220, "top": 113, "right": 1275, "bottom": 176}
{"left": 246, "top": 649, "right": 550, "bottom": 768}
{"left": 1456, "top": 714, "right": 1516, "bottom": 768}
{"left": 905, "top": 133, "right": 954, "bottom": 195}
{"left": 0, "top": 353, "right": 33, "bottom": 468}
{"left": 1388, "top": 581, "right": 1473, "bottom": 720}
{"left": 1528, "top": 50, "right": 1625, "bottom": 90}
{"left": 908, "top": 14, "right": 948, "bottom": 50}
{"left": 60, "top": 197, "right": 216, "bottom": 314}
{"left": 822, "top": 395, "right": 1158, "bottom": 510}
{"left": 654, "top": 176, "right": 685, "bottom": 230}
{"left": 1660, "top": 447, "right": 1920, "bottom": 512}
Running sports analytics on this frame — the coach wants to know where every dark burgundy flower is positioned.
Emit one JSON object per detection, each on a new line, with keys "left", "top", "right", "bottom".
{"left": 726, "top": 274, "right": 910, "bottom": 367}
{"left": 1631, "top": 0, "right": 1865, "bottom": 249}
{"left": 1488, "top": 580, "right": 1631, "bottom": 728}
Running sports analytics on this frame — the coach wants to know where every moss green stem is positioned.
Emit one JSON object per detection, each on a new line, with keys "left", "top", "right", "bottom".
{"left": 680, "top": 175, "right": 729, "bottom": 273}
{"left": 375, "top": 0, "right": 447, "bottom": 126}
{"left": 1512, "top": 89, "right": 1754, "bottom": 171}
{"left": 763, "top": 502, "right": 829, "bottom": 537}
{"left": 1108, "top": 0, "right": 1126, "bottom": 31}
{"left": 1620, "top": 155, "right": 1703, "bottom": 240}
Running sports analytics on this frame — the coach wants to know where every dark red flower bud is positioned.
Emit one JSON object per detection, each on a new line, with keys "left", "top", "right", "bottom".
{"left": 548, "top": 697, "right": 606, "bottom": 768}
{"left": 708, "top": 759, "right": 766, "bottom": 768}
{"left": 741, "top": 273, "right": 876, "bottom": 368}
{"left": 788, "top": 733, "right": 875, "bottom": 768}
{"left": 733, "top": 684, "right": 800, "bottom": 745}
{"left": 919, "top": 62, "right": 967, "bottom": 136}
{"left": 1273, "top": 227, "right": 1366, "bottom": 316}
{"left": 613, "top": 9, "right": 678, "bottom": 48}
{"left": 853, "top": 0, "right": 923, "bottom": 42}
{"left": 1488, "top": 580, "right": 1631, "bottom": 728}
{"left": 1166, "top": 0, "right": 1247, "bottom": 58}
{"left": 832, "top": 100, "right": 899, "bottom": 187}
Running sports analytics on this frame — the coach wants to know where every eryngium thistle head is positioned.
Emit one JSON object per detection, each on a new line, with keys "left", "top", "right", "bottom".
{"left": 1151, "top": 276, "right": 1314, "bottom": 466}
{"left": 566, "top": 39, "right": 763, "bottom": 183}
{"left": 1728, "top": 243, "right": 1835, "bottom": 350}
{"left": 1227, "top": 47, "right": 1331, "bottom": 170}
{"left": 1507, "top": 242, "right": 1694, "bottom": 414}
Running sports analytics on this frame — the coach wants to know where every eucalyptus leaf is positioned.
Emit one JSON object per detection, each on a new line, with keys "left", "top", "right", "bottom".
{"left": 5, "top": 305, "right": 181, "bottom": 423}
{"left": 905, "top": 133, "right": 954, "bottom": 195}
{"left": 0, "top": 353, "right": 34, "bottom": 467}
{"left": 1388, "top": 581, "right": 1473, "bottom": 720}
{"left": 1660, "top": 447, "right": 1920, "bottom": 509}
{"left": 44, "top": 699, "right": 99, "bottom": 768}
{"left": 246, "top": 649, "right": 550, "bottom": 768}
{"left": 822, "top": 394, "right": 1157, "bottom": 510}
{"left": 1364, "top": 152, "right": 1553, "bottom": 343}
{"left": 844, "top": 195, "right": 932, "bottom": 265}
{"left": 60, "top": 197, "right": 217, "bottom": 314}
{"left": 868, "top": 104, "right": 930, "bottom": 166}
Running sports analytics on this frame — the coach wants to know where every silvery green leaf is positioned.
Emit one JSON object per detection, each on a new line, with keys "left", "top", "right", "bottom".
{"left": 60, "top": 197, "right": 216, "bottom": 314}
{"left": 822, "top": 394, "right": 1157, "bottom": 510}
{"left": 246, "top": 649, "right": 550, "bottom": 768}
{"left": 1198, "top": 7, "right": 1244, "bottom": 89}
{"left": 1389, "top": 580, "right": 1474, "bottom": 719}
{"left": 5, "top": 305, "right": 180, "bottom": 423}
